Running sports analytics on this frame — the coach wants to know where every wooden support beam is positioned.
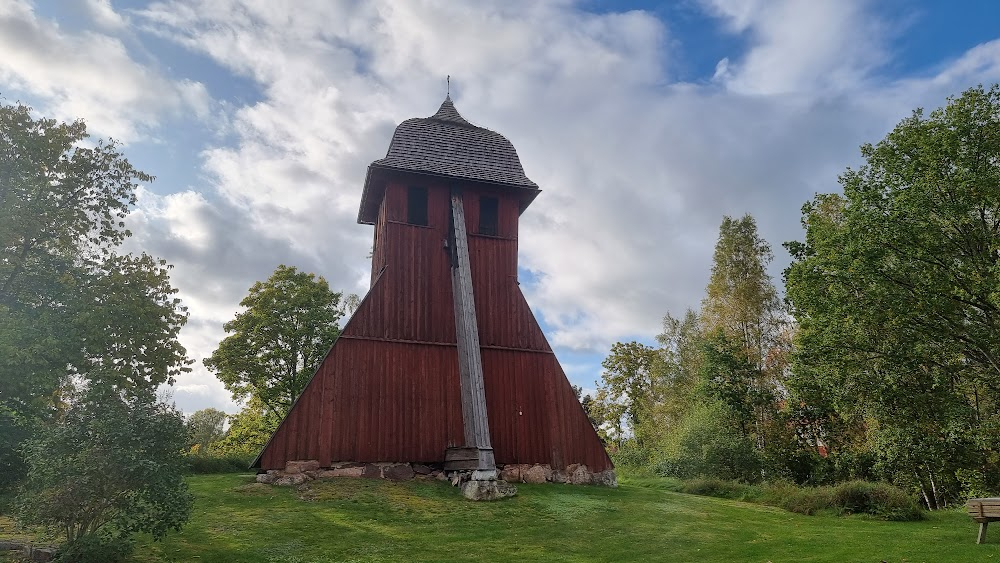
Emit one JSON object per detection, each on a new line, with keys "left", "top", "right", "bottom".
{"left": 449, "top": 188, "right": 496, "bottom": 477}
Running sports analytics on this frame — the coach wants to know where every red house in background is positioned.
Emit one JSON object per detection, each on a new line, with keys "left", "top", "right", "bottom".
{"left": 252, "top": 96, "right": 613, "bottom": 484}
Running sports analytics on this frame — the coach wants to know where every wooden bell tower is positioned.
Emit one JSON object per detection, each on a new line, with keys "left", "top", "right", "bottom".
{"left": 253, "top": 95, "right": 613, "bottom": 487}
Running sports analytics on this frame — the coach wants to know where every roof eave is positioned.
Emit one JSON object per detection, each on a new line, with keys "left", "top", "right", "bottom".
{"left": 358, "top": 163, "right": 540, "bottom": 225}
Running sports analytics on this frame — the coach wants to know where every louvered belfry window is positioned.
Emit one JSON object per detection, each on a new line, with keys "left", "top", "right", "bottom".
{"left": 479, "top": 196, "right": 498, "bottom": 236}
{"left": 407, "top": 186, "right": 428, "bottom": 226}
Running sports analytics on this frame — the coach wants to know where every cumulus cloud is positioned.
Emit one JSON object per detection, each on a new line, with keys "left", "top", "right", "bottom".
{"left": 129, "top": 0, "right": 1000, "bottom": 361}
{"left": 0, "top": 0, "right": 209, "bottom": 141}
{"left": 9, "top": 0, "right": 1000, "bottom": 412}
{"left": 702, "top": 0, "right": 893, "bottom": 95}
{"left": 125, "top": 186, "right": 343, "bottom": 413}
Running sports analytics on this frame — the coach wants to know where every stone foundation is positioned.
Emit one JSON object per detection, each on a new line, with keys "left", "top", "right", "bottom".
{"left": 258, "top": 460, "right": 617, "bottom": 488}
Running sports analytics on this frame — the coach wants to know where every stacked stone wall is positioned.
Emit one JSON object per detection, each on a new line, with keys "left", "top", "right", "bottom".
{"left": 257, "top": 460, "right": 617, "bottom": 488}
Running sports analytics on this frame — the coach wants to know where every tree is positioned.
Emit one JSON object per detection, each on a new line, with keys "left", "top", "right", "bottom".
{"left": 594, "top": 341, "right": 666, "bottom": 450}
{"left": 15, "top": 385, "right": 193, "bottom": 559}
{"left": 213, "top": 397, "right": 281, "bottom": 457}
{"left": 186, "top": 408, "right": 227, "bottom": 454}
{"left": 571, "top": 385, "right": 602, "bottom": 431}
{"left": 654, "top": 309, "right": 703, "bottom": 431}
{"left": 0, "top": 102, "right": 190, "bottom": 489}
{"left": 785, "top": 84, "right": 1000, "bottom": 505}
{"left": 700, "top": 215, "right": 789, "bottom": 451}
{"left": 205, "top": 265, "right": 344, "bottom": 417}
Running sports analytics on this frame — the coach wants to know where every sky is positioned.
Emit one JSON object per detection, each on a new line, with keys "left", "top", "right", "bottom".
{"left": 4, "top": 0, "right": 1000, "bottom": 416}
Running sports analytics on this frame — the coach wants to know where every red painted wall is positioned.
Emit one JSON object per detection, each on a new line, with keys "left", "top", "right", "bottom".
{"left": 257, "top": 175, "right": 612, "bottom": 472}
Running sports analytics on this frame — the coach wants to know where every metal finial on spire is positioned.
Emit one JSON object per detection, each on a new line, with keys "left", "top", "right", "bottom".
{"left": 447, "top": 75, "right": 451, "bottom": 99}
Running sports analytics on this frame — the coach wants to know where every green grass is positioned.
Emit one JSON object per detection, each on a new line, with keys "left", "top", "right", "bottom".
{"left": 5, "top": 473, "right": 997, "bottom": 562}
{"left": 120, "top": 473, "right": 998, "bottom": 562}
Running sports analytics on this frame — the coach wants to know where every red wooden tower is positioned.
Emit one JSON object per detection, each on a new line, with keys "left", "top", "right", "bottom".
{"left": 253, "top": 96, "right": 613, "bottom": 483}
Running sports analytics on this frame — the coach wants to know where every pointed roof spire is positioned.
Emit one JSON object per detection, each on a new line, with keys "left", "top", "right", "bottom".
{"left": 430, "top": 96, "right": 472, "bottom": 126}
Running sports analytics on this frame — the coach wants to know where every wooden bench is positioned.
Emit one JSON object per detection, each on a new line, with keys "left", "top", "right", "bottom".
{"left": 967, "top": 498, "right": 1000, "bottom": 544}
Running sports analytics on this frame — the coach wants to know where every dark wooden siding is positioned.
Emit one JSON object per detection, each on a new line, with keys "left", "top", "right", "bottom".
{"left": 257, "top": 177, "right": 612, "bottom": 473}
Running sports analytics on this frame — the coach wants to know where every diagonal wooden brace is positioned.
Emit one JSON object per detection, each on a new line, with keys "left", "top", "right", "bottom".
{"left": 449, "top": 188, "right": 496, "bottom": 479}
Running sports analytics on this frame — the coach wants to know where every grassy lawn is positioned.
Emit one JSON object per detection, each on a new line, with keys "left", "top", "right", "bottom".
{"left": 109, "top": 473, "right": 996, "bottom": 562}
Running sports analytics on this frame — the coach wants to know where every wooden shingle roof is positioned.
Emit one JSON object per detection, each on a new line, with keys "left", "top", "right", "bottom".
{"left": 358, "top": 97, "right": 539, "bottom": 224}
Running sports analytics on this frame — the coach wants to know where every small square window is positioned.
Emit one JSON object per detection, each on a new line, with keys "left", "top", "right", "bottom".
{"left": 479, "top": 196, "right": 498, "bottom": 236}
{"left": 407, "top": 186, "right": 428, "bottom": 226}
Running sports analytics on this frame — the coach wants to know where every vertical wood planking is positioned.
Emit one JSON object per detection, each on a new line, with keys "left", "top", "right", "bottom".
{"left": 257, "top": 176, "right": 612, "bottom": 474}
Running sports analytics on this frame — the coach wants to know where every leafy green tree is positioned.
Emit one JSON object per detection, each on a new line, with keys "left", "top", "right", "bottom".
{"left": 15, "top": 385, "right": 193, "bottom": 559}
{"left": 0, "top": 102, "right": 190, "bottom": 490}
{"left": 701, "top": 215, "right": 790, "bottom": 451}
{"left": 785, "top": 84, "right": 1000, "bottom": 505}
{"left": 205, "top": 265, "right": 344, "bottom": 417}
{"left": 595, "top": 341, "right": 666, "bottom": 451}
{"left": 654, "top": 309, "right": 703, "bottom": 431}
{"left": 213, "top": 397, "right": 281, "bottom": 457}
{"left": 186, "top": 408, "right": 228, "bottom": 454}
{"left": 656, "top": 401, "right": 761, "bottom": 482}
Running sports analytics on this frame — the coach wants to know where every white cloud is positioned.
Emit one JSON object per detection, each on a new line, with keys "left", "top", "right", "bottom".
{"left": 83, "top": 0, "right": 127, "bottom": 30}
{"left": 703, "top": 0, "right": 892, "bottom": 95}
{"left": 127, "top": 0, "right": 1000, "bottom": 363}
{"left": 0, "top": 0, "right": 209, "bottom": 141}
{"left": 10, "top": 0, "right": 1000, "bottom": 412}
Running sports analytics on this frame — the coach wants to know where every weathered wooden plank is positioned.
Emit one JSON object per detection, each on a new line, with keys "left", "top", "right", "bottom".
{"left": 445, "top": 447, "right": 480, "bottom": 461}
{"left": 449, "top": 188, "right": 496, "bottom": 474}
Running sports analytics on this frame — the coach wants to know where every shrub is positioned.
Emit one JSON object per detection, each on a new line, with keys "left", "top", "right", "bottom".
{"left": 654, "top": 402, "right": 761, "bottom": 482}
{"left": 609, "top": 440, "right": 656, "bottom": 469}
{"left": 187, "top": 453, "right": 255, "bottom": 474}
{"left": 676, "top": 477, "right": 923, "bottom": 521}
{"left": 830, "top": 480, "right": 923, "bottom": 521}
{"left": 15, "top": 384, "right": 193, "bottom": 552}
{"left": 681, "top": 478, "right": 758, "bottom": 501}
{"left": 55, "top": 532, "right": 134, "bottom": 563}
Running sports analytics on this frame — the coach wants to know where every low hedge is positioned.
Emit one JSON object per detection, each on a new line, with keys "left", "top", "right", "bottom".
{"left": 186, "top": 453, "right": 254, "bottom": 474}
{"left": 678, "top": 477, "right": 923, "bottom": 521}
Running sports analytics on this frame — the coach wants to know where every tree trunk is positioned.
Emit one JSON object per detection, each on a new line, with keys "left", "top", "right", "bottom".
{"left": 928, "top": 468, "right": 943, "bottom": 510}
{"left": 914, "top": 470, "right": 933, "bottom": 510}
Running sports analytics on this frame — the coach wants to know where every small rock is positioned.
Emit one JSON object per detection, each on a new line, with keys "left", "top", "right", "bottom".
{"left": 285, "top": 460, "right": 321, "bottom": 474}
{"left": 499, "top": 465, "right": 520, "bottom": 482}
{"left": 275, "top": 473, "right": 309, "bottom": 486}
{"left": 550, "top": 470, "right": 568, "bottom": 484}
{"left": 522, "top": 464, "right": 551, "bottom": 484}
{"left": 412, "top": 464, "right": 433, "bottom": 475}
{"left": 434, "top": 470, "right": 448, "bottom": 481}
{"left": 361, "top": 463, "right": 383, "bottom": 479}
{"left": 255, "top": 472, "right": 278, "bottom": 484}
{"left": 0, "top": 541, "right": 22, "bottom": 551}
{"left": 384, "top": 464, "right": 415, "bottom": 481}
{"left": 570, "top": 464, "right": 591, "bottom": 485}
{"left": 461, "top": 479, "right": 517, "bottom": 501}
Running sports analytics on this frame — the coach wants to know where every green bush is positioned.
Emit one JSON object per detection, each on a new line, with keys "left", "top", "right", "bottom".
{"left": 654, "top": 402, "right": 761, "bottom": 482}
{"left": 676, "top": 477, "right": 923, "bottom": 521}
{"left": 15, "top": 385, "right": 193, "bottom": 551}
{"left": 187, "top": 453, "right": 255, "bottom": 474}
{"left": 830, "top": 480, "right": 923, "bottom": 521}
{"left": 56, "top": 533, "right": 133, "bottom": 563}
{"left": 681, "top": 478, "right": 758, "bottom": 501}
{"left": 609, "top": 441, "right": 656, "bottom": 469}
